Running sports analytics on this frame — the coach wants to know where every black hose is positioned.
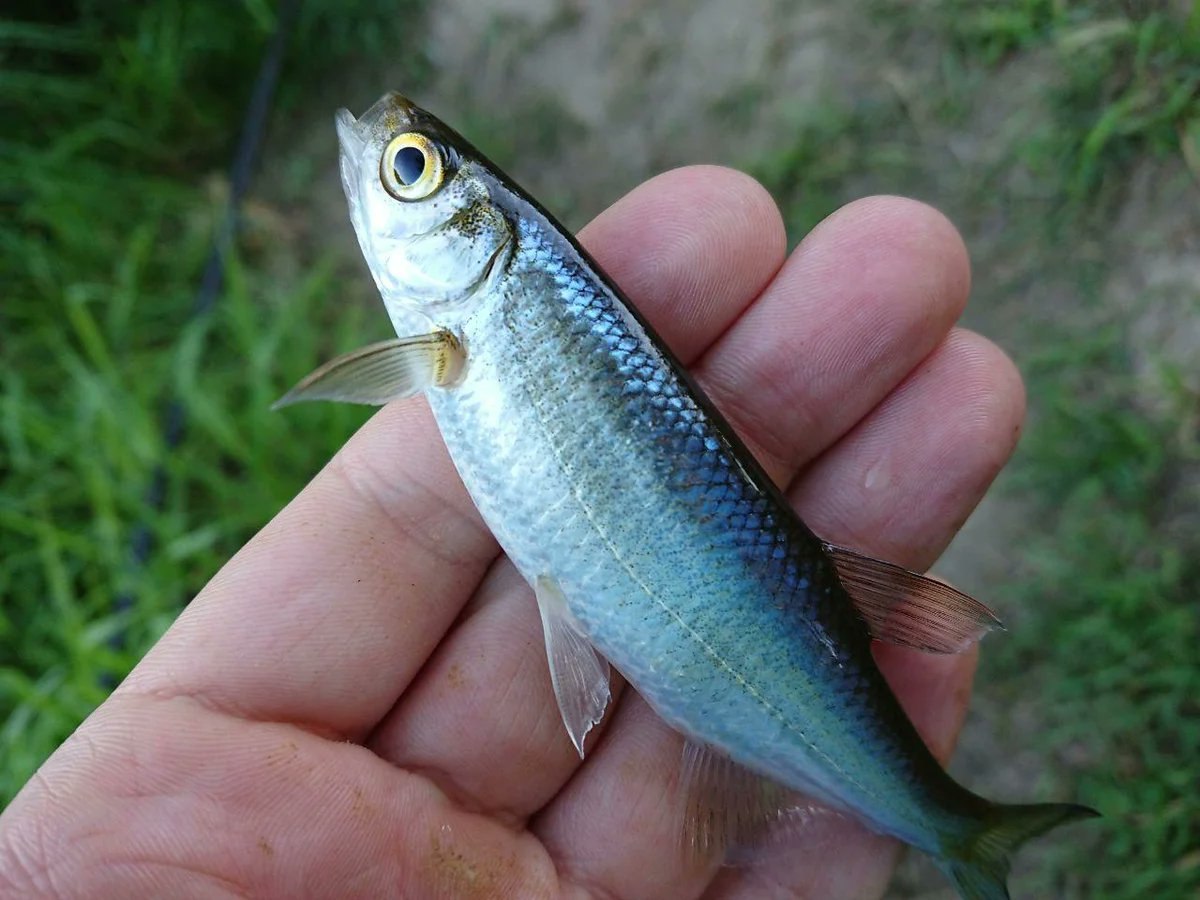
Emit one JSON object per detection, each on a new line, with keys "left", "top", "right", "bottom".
{"left": 109, "top": 0, "right": 299, "bottom": 665}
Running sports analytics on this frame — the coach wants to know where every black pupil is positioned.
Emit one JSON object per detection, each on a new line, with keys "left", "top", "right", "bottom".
{"left": 394, "top": 146, "right": 426, "bottom": 186}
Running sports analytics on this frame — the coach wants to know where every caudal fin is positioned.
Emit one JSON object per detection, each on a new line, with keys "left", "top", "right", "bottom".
{"left": 939, "top": 802, "right": 1099, "bottom": 900}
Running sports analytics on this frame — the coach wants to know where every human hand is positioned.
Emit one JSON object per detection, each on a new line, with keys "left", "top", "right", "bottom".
{"left": 0, "top": 167, "right": 1023, "bottom": 899}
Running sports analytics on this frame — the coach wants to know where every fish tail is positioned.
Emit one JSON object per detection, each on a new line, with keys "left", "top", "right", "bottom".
{"left": 938, "top": 801, "right": 1099, "bottom": 899}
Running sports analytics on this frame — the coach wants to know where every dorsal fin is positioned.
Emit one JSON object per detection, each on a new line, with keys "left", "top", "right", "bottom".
{"left": 823, "top": 542, "right": 1003, "bottom": 653}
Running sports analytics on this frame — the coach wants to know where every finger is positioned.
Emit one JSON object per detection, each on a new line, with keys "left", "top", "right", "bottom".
{"left": 580, "top": 166, "right": 788, "bottom": 362}
{"left": 368, "top": 167, "right": 785, "bottom": 814}
{"left": 533, "top": 331, "right": 1025, "bottom": 900}
{"left": 371, "top": 195, "right": 971, "bottom": 828}
{"left": 697, "top": 195, "right": 970, "bottom": 483}
{"left": 122, "top": 399, "right": 497, "bottom": 740}
{"left": 119, "top": 166, "right": 783, "bottom": 741}
{"left": 787, "top": 327, "right": 1026, "bottom": 571}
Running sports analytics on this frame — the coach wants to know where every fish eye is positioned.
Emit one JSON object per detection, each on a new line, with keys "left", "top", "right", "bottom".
{"left": 380, "top": 132, "right": 445, "bottom": 201}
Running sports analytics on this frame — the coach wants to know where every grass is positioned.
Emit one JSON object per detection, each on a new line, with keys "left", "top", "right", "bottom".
{"left": 907, "top": 0, "right": 1200, "bottom": 203}
{"left": 960, "top": 6, "right": 1200, "bottom": 896}
{"left": 3, "top": 1, "right": 1199, "bottom": 897}
{"left": 858, "top": 2, "right": 1200, "bottom": 895}
{"left": 1, "top": 0, "right": 426, "bottom": 802}
{"left": 989, "top": 326, "right": 1200, "bottom": 897}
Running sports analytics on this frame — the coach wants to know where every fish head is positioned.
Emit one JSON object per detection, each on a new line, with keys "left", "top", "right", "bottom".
{"left": 336, "top": 92, "right": 512, "bottom": 331}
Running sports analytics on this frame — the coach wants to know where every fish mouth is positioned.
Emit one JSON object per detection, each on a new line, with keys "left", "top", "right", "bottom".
{"left": 336, "top": 92, "right": 418, "bottom": 152}
{"left": 335, "top": 108, "right": 364, "bottom": 158}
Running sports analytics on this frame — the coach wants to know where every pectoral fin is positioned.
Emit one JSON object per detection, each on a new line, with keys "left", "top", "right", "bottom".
{"left": 678, "top": 740, "right": 846, "bottom": 865}
{"left": 533, "top": 575, "right": 611, "bottom": 758}
{"left": 823, "top": 542, "right": 1003, "bottom": 653}
{"left": 272, "top": 331, "right": 464, "bottom": 409}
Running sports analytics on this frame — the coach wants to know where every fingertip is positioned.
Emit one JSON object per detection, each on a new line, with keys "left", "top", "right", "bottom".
{"left": 585, "top": 164, "right": 785, "bottom": 250}
{"left": 789, "top": 325, "right": 1028, "bottom": 573}
{"left": 873, "top": 642, "right": 980, "bottom": 765}
{"left": 579, "top": 165, "right": 787, "bottom": 361}
{"left": 815, "top": 195, "right": 972, "bottom": 323}
{"left": 699, "top": 194, "right": 974, "bottom": 481}
{"left": 929, "top": 328, "right": 1027, "bottom": 487}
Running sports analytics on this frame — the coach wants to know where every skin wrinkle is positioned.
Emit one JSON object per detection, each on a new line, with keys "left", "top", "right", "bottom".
{"left": 399, "top": 761, "right": 518, "bottom": 825}
{"left": 403, "top": 660, "right": 613, "bottom": 838}
{"left": 121, "top": 653, "right": 285, "bottom": 739}
{"left": 500, "top": 645, "right": 622, "bottom": 785}
{"left": 59, "top": 705, "right": 430, "bottom": 896}
{"left": 370, "top": 549, "right": 633, "bottom": 826}
{"left": 384, "top": 616, "right": 621, "bottom": 827}
{"left": 534, "top": 698, "right": 717, "bottom": 900}
{"left": 86, "top": 859, "right": 252, "bottom": 900}
{"left": 328, "top": 860, "right": 391, "bottom": 900}
{"left": 119, "top": 398, "right": 506, "bottom": 740}
{"left": 5, "top": 746, "right": 252, "bottom": 900}
{"left": 113, "top": 686, "right": 346, "bottom": 745}
{"left": 556, "top": 869, "right": 628, "bottom": 900}
{"left": 0, "top": 797, "right": 60, "bottom": 899}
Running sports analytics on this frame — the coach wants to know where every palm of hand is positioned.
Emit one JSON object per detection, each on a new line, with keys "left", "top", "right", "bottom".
{"left": 0, "top": 168, "right": 1022, "bottom": 900}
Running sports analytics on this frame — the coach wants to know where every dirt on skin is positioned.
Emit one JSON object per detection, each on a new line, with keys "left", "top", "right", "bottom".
{"left": 256, "top": 0, "right": 1198, "bottom": 895}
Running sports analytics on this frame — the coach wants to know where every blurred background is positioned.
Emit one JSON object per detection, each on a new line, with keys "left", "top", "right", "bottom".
{"left": 2, "top": 0, "right": 1198, "bottom": 896}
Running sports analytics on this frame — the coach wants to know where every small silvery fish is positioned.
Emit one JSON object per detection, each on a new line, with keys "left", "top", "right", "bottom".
{"left": 278, "top": 92, "right": 1096, "bottom": 899}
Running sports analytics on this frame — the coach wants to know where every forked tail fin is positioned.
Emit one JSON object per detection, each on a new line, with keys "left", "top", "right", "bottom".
{"left": 939, "top": 802, "right": 1099, "bottom": 900}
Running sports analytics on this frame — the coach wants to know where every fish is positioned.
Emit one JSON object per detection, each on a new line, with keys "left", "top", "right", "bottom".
{"left": 277, "top": 92, "right": 1097, "bottom": 899}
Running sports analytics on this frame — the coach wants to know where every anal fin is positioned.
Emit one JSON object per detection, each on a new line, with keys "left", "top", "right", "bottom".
{"left": 534, "top": 575, "right": 611, "bottom": 758}
{"left": 823, "top": 542, "right": 1003, "bottom": 654}
{"left": 679, "top": 740, "right": 846, "bottom": 866}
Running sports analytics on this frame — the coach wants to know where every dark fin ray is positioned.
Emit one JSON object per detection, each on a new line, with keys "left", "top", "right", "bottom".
{"left": 678, "top": 741, "right": 848, "bottom": 866}
{"left": 940, "top": 802, "right": 1100, "bottom": 899}
{"left": 823, "top": 542, "right": 1003, "bottom": 653}
{"left": 272, "top": 331, "right": 464, "bottom": 409}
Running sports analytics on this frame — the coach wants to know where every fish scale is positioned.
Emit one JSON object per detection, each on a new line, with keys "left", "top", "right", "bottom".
{"left": 429, "top": 216, "right": 975, "bottom": 850}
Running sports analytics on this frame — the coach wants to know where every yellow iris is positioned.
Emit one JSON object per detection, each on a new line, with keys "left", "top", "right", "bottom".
{"left": 380, "top": 132, "right": 444, "bottom": 201}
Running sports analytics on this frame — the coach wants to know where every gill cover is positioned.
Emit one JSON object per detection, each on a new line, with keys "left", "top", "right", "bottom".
{"left": 335, "top": 93, "right": 511, "bottom": 331}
